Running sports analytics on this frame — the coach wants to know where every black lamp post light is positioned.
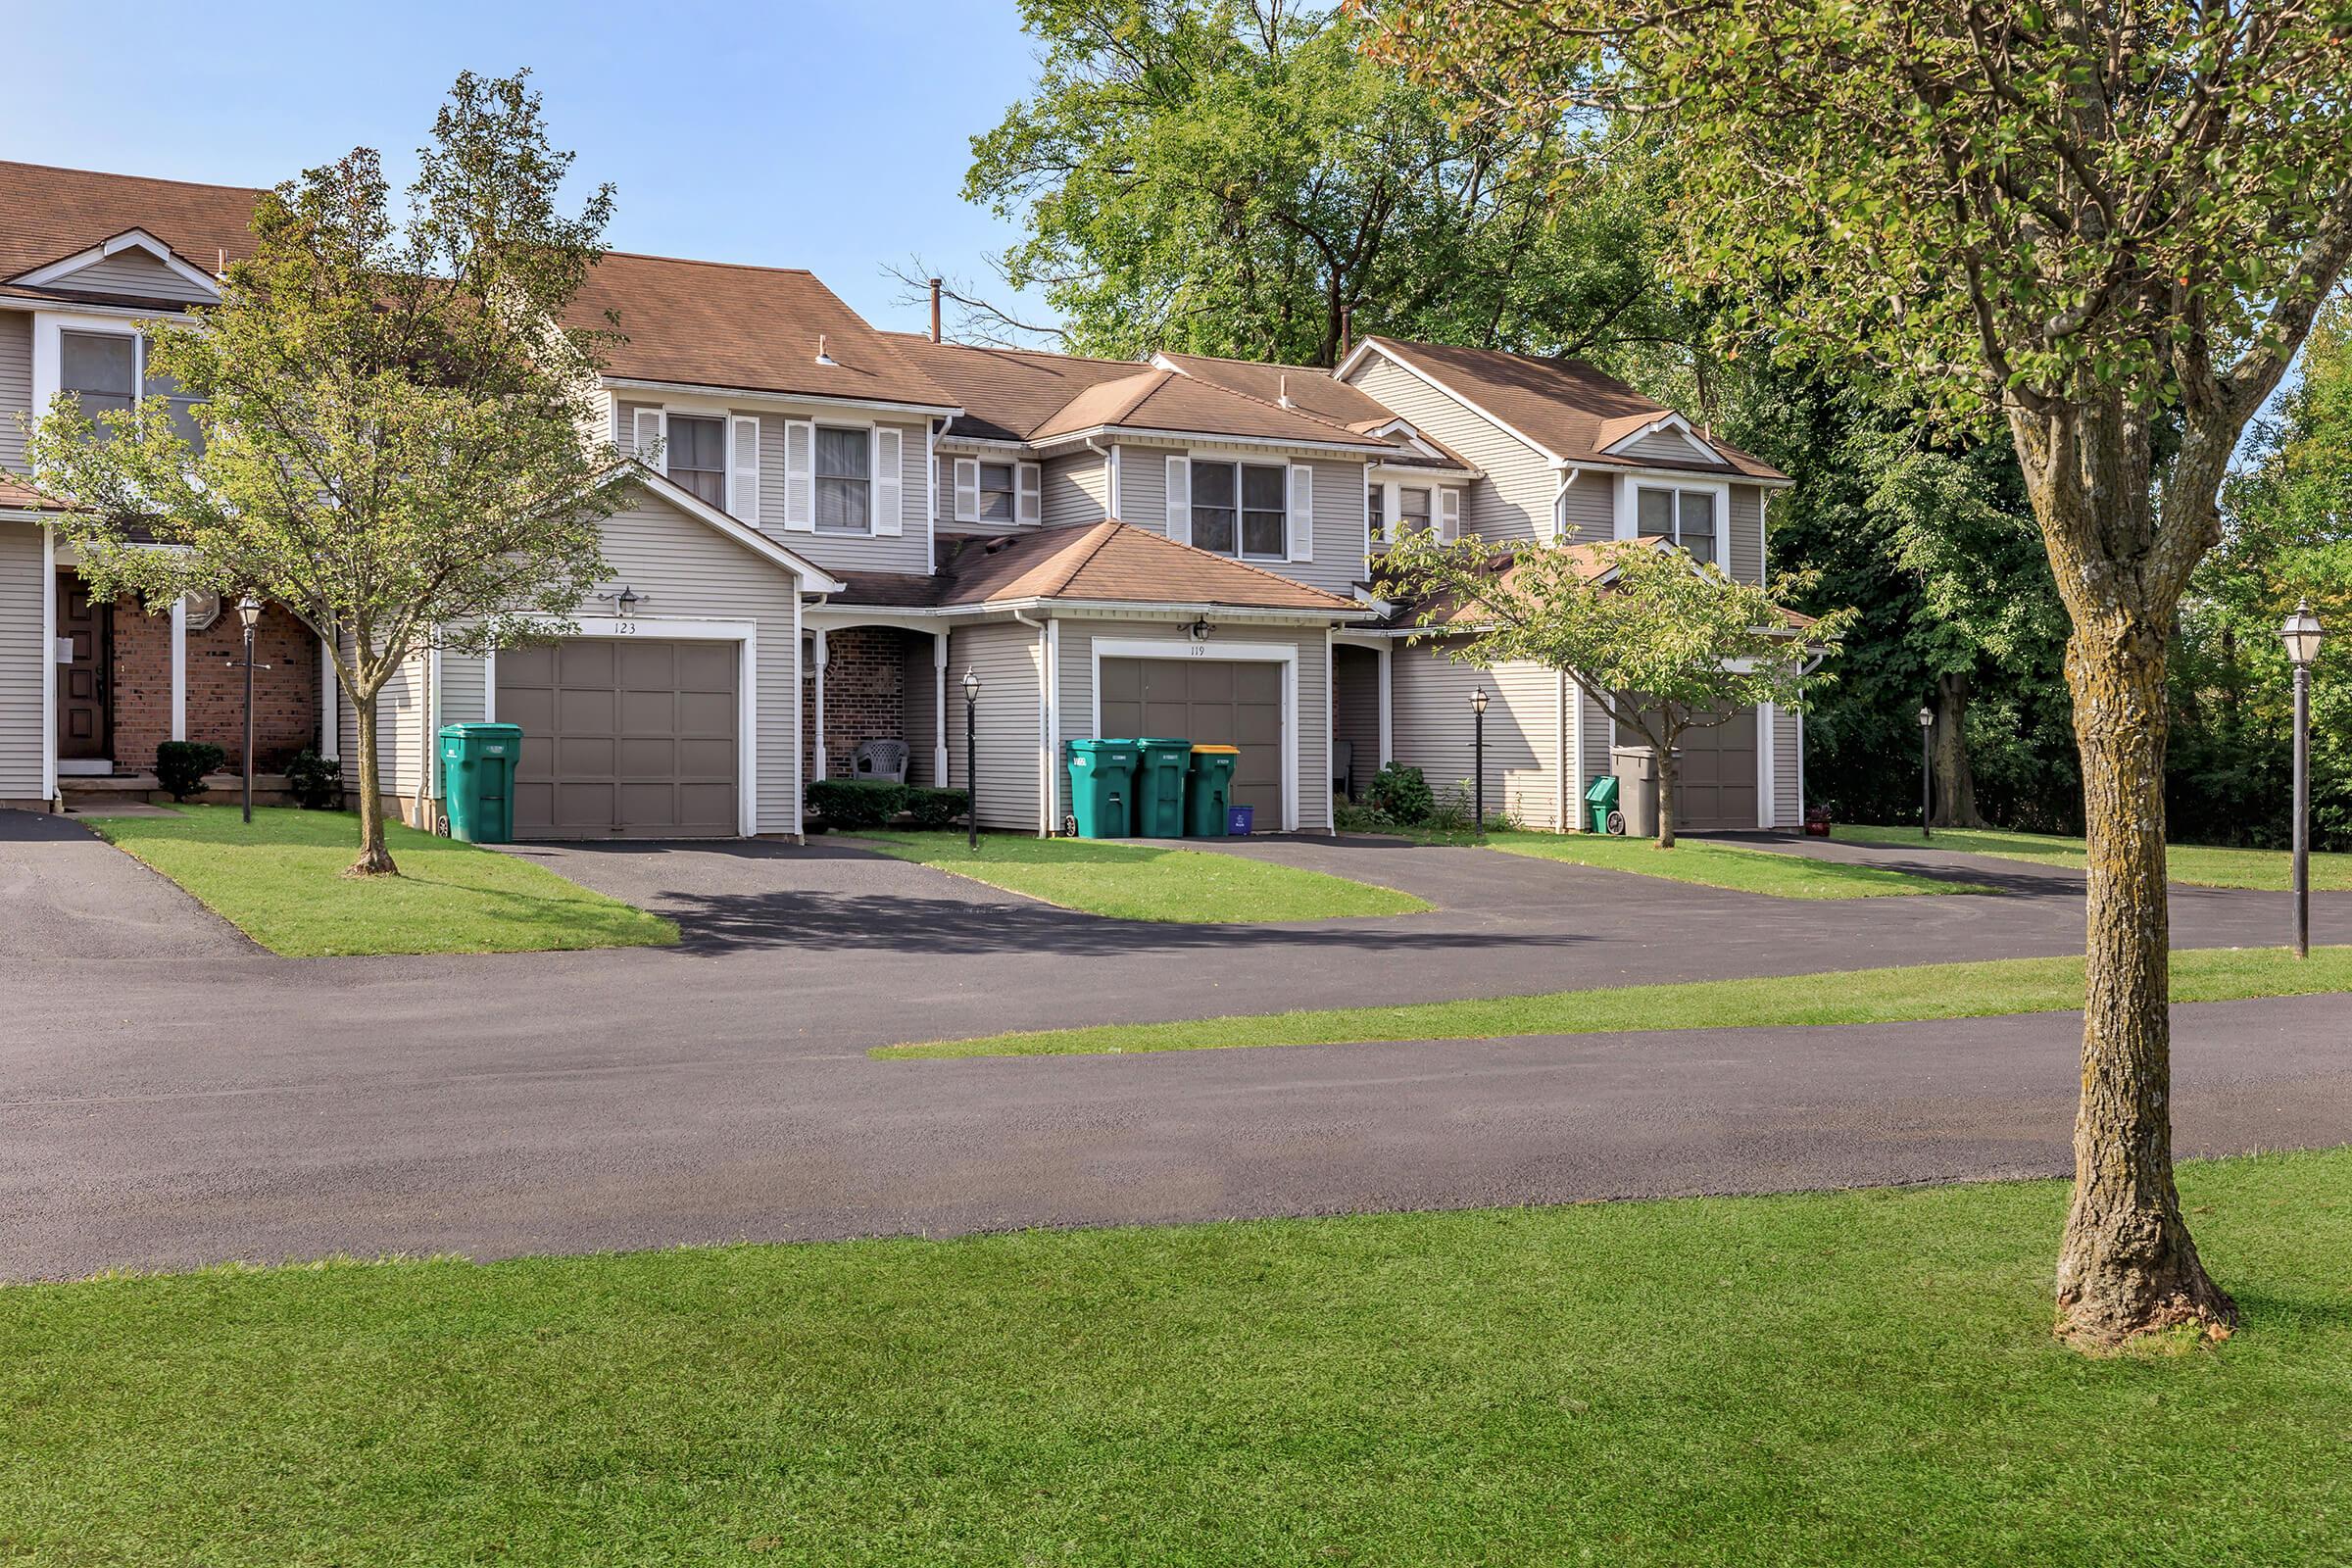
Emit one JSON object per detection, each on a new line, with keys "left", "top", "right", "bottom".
{"left": 1470, "top": 684, "right": 1490, "bottom": 843}
{"left": 962, "top": 666, "right": 982, "bottom": 851}
{"left": 2282, "top": 601, "right": 2326, "bottom": 959}
{"left": 226, "top": 594, "right": 270, "bottom": 825}
{"left": 1918, "top": 705, "right": 1936, "bottom": 840}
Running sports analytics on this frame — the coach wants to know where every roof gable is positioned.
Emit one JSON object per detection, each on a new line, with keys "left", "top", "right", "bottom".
{"left": 11, "top": 228, "right": 221, "bottom": 304}
{"left": 0, "top": 163, "right": 258, "bottom": 307}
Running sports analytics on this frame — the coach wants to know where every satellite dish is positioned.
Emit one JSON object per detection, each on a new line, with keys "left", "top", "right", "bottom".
{"left": 183, "top": 590, "right": 222, "bottom": 633}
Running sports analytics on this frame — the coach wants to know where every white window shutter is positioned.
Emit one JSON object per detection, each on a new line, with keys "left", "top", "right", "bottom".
{"left": 954, "top": 457, "right": 981, "bottom": 522}
{"left": 873, "top": 426, "right": 904, "bottom": 536}
{"left": 1016, "top": 462, "right": 1043, "bottom": 525}
{"left": 1384, "top": 481, "right": 1400, "bottom": 544}
{"left": 633, "top": 407, "right": 663, "bottom": 466}
{"left": 782, "top": 418, "right": 815, "bottom": 531}
{"left": 1164, "top": 455, "right": 1190, "bottom": 544}
{"left": 728, "top": 416, "right": 760, "bottom": 522}
{"left": 1438, "top": 487, "right": 1462, "bottom": 541}
{"left": 1288, "top": 463, "right": 1313, "bottom": 562}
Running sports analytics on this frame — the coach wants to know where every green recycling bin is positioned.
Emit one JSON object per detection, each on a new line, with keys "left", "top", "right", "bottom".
{"left": 439, "top": 722, "right": 524, "bottom": 844}
{"left": 1185, "top": 744, "right": 1240, "bottom": 837}
{"left": 1584, "top": 774, "right": 1621, "bottom": 835}
{"left": 1065, "top": 738, "right": 1141, "bottom": 838}
{"left": 1133, "top": 737, "right": 1194, "bottom": 837}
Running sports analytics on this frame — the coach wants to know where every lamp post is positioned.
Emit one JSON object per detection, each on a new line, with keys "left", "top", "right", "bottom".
{"left": 2282, "top": 601, "right": 2325, "bottom": 958}
{"left": 1918, "top": 705, "right": 1936, "bottom": 841}
{"left": 962, "top": 667, "right": 982, "bottom": 850}
{"left": 230, "top": 596, "right": 266, "bottom": 825}
{"left": 1470, "top": 685, "right": 1490, "bottom": 842}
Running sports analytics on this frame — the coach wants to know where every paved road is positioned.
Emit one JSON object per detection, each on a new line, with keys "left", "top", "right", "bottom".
{"left": 4, "top": 814, "right": 2347, "bottom": 1280}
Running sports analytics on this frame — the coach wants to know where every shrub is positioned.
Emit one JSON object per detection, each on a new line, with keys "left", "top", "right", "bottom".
{"left": 1364, "top": 762, "right": 1434, "bottom": 825}
{"left": 1334, "top": 799, "right": 1396, "bottom": 833}
{"left": 903, "top": 786, "right": 970, "bottom": 830}
{"left": 284, "top": 749, "right": 344, "bottom": 810}
{"left": 808, "top": 778, "right": 906, "bottom": 831}
{"left": 154, "top": 741, "right": 225, "bottom": 803}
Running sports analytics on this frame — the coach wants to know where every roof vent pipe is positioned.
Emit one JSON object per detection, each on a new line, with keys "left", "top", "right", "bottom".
{"left": 815, "top": 333, "right": 837, "bottom": 367}
{"left": 929, "top": 277, "right": 944, "bottom": 343}
{"left": 1278, "top": 373, "right": 1292, "bottom": 409}
{"left": 1339, "top": 300, "right": 1352, "bottom": 361}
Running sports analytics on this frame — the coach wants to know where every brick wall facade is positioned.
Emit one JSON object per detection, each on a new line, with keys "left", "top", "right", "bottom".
{"left": 806, "top": 625, "right": 924, "bottom": 781}
{"left": 111, "top": 595, "right": 321, "bottom": 775}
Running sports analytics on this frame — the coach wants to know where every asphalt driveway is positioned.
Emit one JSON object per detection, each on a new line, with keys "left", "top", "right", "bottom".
{"left": 4, "top": 812, "right": 2347, "bottom": 1280}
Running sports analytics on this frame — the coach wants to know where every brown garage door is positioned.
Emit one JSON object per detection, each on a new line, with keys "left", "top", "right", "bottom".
{"left": 497, "top": 638, "right": 740, "bottom": 839}
{"left": 1099, "top": 657, "right": 1283, "bottom": 818}
{"left": 1674, "top": 707, "right": 1758, "bottom": 831}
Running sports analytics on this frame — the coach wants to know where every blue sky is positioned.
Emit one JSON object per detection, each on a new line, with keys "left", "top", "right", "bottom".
{"left": 1, "top": 0, "right": 1047, "bottom": 334}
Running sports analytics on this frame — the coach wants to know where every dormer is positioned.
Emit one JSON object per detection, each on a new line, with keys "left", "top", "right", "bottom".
{"left": 1594, "top": 410, "right": 1724, "bottom": 468}
{"left": 10, "top": 227, "right": 221, "bottom": 306}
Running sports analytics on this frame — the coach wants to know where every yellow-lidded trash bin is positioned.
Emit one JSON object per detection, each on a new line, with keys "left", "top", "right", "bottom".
{"left": 1185, "top": 744, "right": 1239, "bottom": 837}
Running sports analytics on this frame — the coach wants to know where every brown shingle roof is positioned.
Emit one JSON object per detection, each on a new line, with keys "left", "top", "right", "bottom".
{"left": 1355, "top": 336, "right": 1788, "bottom": 481}
{"left": 0, "top": 161, "right": 259, "bottom": 303}
{"left": 568, "top": 254, "right": 955, "bottom": 408}
{"left": 884, "top": 337, "right": 1152, "bottom": 442}
{"left": 1156, "top": 351, "right": 1476, "bottom": 470}
{"left": 1026, "top": 366, "right": 1395, "bottom": 451}
{"left": 835, "top": 521, "right": 1363, "bottom": 614}
{"left": 0, "top": 475, "right": 66, "bottom": 512}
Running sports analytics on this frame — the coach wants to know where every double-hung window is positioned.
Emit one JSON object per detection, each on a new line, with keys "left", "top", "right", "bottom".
{"left": 1396, "top": 487, "right": 1432, "bottom": 538}
{"left": 977, "top": 462, "right": 1015, "bottom": 522}
{"left": 1636, "top": 485, "right": 1718, "bottom": 565}
{"left": 815, "top": 425, "right": 871, "bottom": 532}
{"left": 60, "top": 329, "right": 207, "bottom": 452}
{"left": 1190, "top": 458, "right": 1287, "bottom": 559}
{"left": 666, "top": 414, "right": 726, "bottom": 507}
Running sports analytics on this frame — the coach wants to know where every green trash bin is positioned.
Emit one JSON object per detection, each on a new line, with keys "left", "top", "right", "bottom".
{"left": 1185, "top": 744, "right": 1240, "bottom": 837}
{"left": 1584, "top": 774, "right": 1621, "bottom": 835}
{"left": 1133, "top": 738, "right": 1194, "bottom": 837}
{"left": 439, "top": 722, "right": 524, "bottom": 844}
{"left": 1065, "top": 738, "right": 1141, "bottom": 838}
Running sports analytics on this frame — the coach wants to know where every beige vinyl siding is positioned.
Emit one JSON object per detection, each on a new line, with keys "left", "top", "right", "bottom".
{"left": 618, "top": 401, "right": 660, "bottom": 456}
{"left": 1390, "top": 638, "right": 1567, "bottom": 831}
{"left": 1331, "top": 643, "right": 1382, "bottom": 802}
{"left": 1112, "top": 440, "right": 1167, "bottom": 535}
{"left": 948, "top": 618, "right": 1043, "bottom": 832}
{"left": 1348, "top": 357, "right": 1560, "bottom": 545}
{"left": 0, "top": 521, "right": 45, "bottom": 799}
{"left": 1042, "top": 451, "right": 1106, "bottom": 527}
{"left": 1620, "top": 427, "right": 1709, "bottom": 466}
{"left": 337, "top": 644, "right": 430, "bottom": 801}
{"left": 43, "top": 251, "right": 217, "bottom": 305}
{"left": 1106, "top": 442, "right": 1370, "bottom": 598}
{"left": 1558, "top": 469, "right": 1615, "bottom": 547}
{"left": 439, "top": 635, "right": 486, "bottom": 726}
{"left": 1054, "top": 617, "right": 1333, "bottom": 832}
{"left": 1575, "top": 684, "right": 1612, "bottom": 811}
{"left": 1729, "top": 483, "right": 1765, "bottom": 585}
{"left": 0, "top": 311, "right": 31, "bottom": 474}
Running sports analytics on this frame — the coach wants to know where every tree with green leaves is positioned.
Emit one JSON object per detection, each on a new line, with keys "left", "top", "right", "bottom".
{"left": 22, "top": 71, "right": 625, "bottom": 877}
{"left": 1378, "top": 534, "right": 1850, "bottom": 846}
{"left": 955, "top": 0, "right": 1695, "bottom": 371}
{"left": 1377, "top": 0, "right": 2352, "bottom": 1348}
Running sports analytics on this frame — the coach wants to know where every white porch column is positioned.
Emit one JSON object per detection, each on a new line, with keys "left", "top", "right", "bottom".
{"left": 931, "top": 630, "right": 950, "bottom": 786}
{"left": 169, "top": 596, "right": 187, "bottom": 741}
{"left": 810, "top": 627, "right": 829, "bottom": 783}
{"left": 1376, "top": 643, "right": 1394, "bottom": 765}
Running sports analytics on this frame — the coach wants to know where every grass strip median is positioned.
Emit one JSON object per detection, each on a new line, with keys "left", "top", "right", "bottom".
{"left": 874, "top": 944, "right": 2352, "bottom": 1058}
{"left": 4, "top": 1152, "right": 2347, "bottom": 1564}
{"left": 1834, "top": 823, "right": 2352, "bottom": 891}
{"left": 849, "top": 830, "right": 1431, "bottom": 922}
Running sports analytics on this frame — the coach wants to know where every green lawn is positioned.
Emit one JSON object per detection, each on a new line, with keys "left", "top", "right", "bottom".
{"left": 1836, "top": 823, "right": 2352, "bottom": 891}
{"left": 6, "top": 1152, "right": 2349, "bottom": 1565}
{"left": 1478, "top": 826, "right": 1995, "bottom": 898}
{"left": 88, "top": 807, "right": 677, "bottom": 956}
{"left": 877, "top": 944, "right": 2352, "bottom": 1058}
{"left": 851, "top": 830, "right": 1431, "bottom": 921}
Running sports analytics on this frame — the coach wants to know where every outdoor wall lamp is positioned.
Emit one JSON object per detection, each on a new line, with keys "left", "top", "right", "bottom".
{"left": 2282, "top": 601, "right": 2326, "bottom": 957}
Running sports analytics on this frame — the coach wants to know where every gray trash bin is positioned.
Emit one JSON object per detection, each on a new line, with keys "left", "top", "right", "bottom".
{"left": 1611, "top": 745, "right": 1662, "bottom": 839}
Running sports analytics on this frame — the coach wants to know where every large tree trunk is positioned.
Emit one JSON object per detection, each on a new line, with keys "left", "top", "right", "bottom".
{"left": 2050, "top": 612, "right": 2235, "bottom": 1348}
{"left": 347, "top": 691, "right": 400, "bottom": 878}
{"left": 1931, "top": 670, "right": 1985, "bottom": 828}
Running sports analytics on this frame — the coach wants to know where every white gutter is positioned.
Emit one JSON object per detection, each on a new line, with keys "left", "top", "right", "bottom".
{"left": 602, "top": 375, "right": 961, "bottom": 421}
{"left": 1030, "top": 425, "right": 1395, "bottom": 460}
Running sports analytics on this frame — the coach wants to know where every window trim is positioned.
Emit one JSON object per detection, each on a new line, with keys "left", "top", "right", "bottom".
{"left": 811, "top": 420, "right": 876, "bottom": 535}
{"left": 1613, "top": 473, "right": 1732, "bottom": 568}
{"left": 32, "top": 312, "right": 205, "bottom": 449}
{"left": 662, "top": 411, "right": 729, "bottom": 510}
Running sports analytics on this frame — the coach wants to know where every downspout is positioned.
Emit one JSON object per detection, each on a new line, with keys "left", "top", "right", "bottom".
{"left": 1084, "top": 438, "right": 1113, "bottom": 522}
{"left": 415, "top": 644, "right": 440, "bottom": 833}
{"left": 1011, "top": 609, "right": 1054, "bottom": 837}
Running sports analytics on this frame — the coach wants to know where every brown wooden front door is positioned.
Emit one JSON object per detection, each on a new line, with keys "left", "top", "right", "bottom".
{"left": 57, "top": 574, "right": 112, "bottom": 764}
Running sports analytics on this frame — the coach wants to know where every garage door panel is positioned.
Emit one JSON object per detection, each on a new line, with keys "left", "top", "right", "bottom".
{"left": 1183, "top": 662, "right": 1234, "bottom": 701}
{"left": 497, "top": 636, "right": 740, "bottom": 839}
{"left": 1235, "top": 662, "right": 1280, "bottom": 703}
{"left": 1235, "top": 707, "right": 1281, "bottom": 749}
{"left": 1675, "top": 708, "right": 1758, "bottom": 830}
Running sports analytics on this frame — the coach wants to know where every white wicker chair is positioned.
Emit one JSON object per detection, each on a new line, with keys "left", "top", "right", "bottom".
{"left": 852, "top": 739, "right": 910, "bottom": 785}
